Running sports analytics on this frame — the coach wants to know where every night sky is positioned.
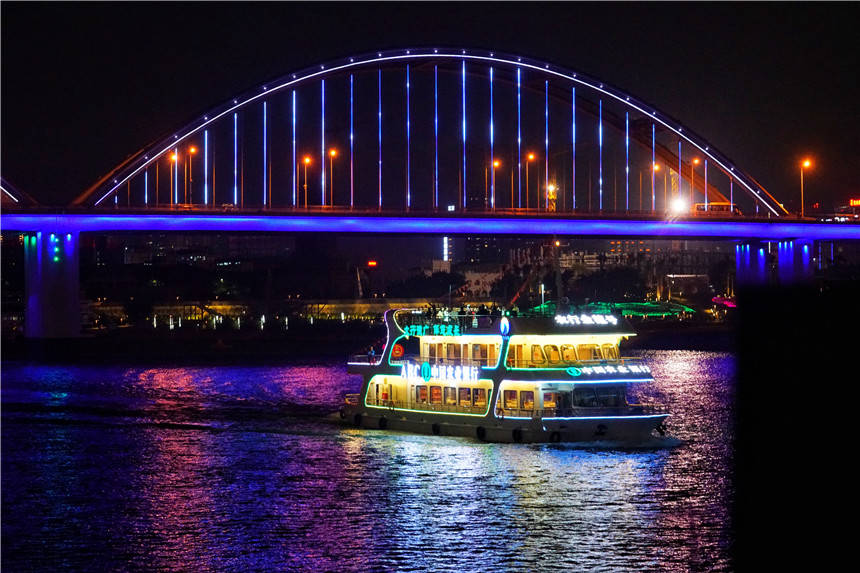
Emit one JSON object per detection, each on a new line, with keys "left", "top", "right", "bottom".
{"left": 2, "top": 2, "right": 858, "bottom": 209}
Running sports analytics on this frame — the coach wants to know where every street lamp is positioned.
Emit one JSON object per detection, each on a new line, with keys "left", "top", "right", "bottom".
{"left": 303, "top": 155, "right": 312, "bottom": 209}
{"left": 329, "top": 148, "right": 337, "bottom": 207}
{"left": 691, "top": 158, "right": 700, "bottom": 206}
{"left": 188, "top": 146, "right": 196, "bottom": 204}
{"left": 800, "top": 158, "right": 812, "bottom": 218}
{"left": 526, "top": 152, "right": 536, "bottom": 209}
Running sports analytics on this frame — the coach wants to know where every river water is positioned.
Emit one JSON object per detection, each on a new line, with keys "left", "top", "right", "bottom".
{"left": 2, "top": 350, "right": 735, "bottom": 571}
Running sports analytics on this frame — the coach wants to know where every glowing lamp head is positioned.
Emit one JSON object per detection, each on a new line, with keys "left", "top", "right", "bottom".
{"left": 367, "top": 260, "right": 378, "bottom": 267}
{"left": 329, "top": 149, "right": 337, "bottom": 158}
{"left": 554, "top": 240, "right": 561, "bottom": 247}
{"left": 303, "top": 156, "right": 312, "bottom": 165}
{"left": 493, "top": 160, "right": 501, "bottom": 168}
{"left": 692, "top": 158, "right": 700, "bottom": 165}
{"left": 802, "top": 159, "right": 812, "bottom": 169}
{"left": 170, "top": 153, "right": 178, "bottom": 162}
{"left": 670, "top": 197, "right": 688, "bottom": 215}
{"left": 527, "top": 153, "right": 536, "bottom": 162}
{"left": 189, "top": 147, "right": 197, "bottom": 154}
{"left": 653, "top": 163, "right": 661, "bottom": 172}
{"left": 548, "top": 184, "right": 556, "bottom": 193}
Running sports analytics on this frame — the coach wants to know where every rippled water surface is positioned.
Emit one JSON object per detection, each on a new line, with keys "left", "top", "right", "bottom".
{"left": 2, "top": 351, "right": 734, "bottom": 571}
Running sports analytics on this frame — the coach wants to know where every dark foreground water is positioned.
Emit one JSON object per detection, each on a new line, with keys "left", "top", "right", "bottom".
{"left": 2, "top": 351, "right": 734, "bottom": 571}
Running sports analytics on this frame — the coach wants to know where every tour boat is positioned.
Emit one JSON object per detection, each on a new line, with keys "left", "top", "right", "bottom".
{"left": 343, "top": 308, "right": 669, "bottom": 443}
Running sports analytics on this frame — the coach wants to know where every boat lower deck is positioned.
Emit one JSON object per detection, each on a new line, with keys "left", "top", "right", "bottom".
{"left": 341, "top": 404, "right": 668, "bottom": 443}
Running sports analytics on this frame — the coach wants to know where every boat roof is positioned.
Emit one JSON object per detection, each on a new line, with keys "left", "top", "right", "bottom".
{"left": 391, "top": 309, "right": 636, "bottom": 337}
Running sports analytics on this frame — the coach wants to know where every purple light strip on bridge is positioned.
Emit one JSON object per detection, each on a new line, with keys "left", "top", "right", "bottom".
{"left": 5, "top": 213, "right": 859, "bottom": 241}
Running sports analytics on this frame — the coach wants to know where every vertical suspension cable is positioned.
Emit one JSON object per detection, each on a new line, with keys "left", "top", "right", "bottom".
{"left": 651, "top": 124, "right": 656, "bottom": 211}
{"left": 233, "top": 113, "right": 238, "bottom": 205}
{"left": 406, "top": 64, "right": 411, "bottom": 209}
{"left": 321, "top": 80, "right": 325, "bottom": 205}
{"left": 263, "top": 101, "right": 267, "bottom": 207}
{"left": 350, "top": 74, "right": 354, "bottom": 209}
{"left": 462, "top": 60, "right": 467, "bottom": 209}
{"left": 517, "top": 68, "right": 522, "bottom": 209}
{"left": 625, "top": 112, "right": 629, "bottom": 212}
{"left": 490, "top": 66, "right": 494, "bottom": 210}
{"left": 572, "top": 87, "right": 576, "bottom": 211}
{"left": 378, "top": 69, "right": 382, "bottom": 210}
{"left": 292, "top": 90, "right": 296, "bottom": 207}
{"left": 204, "top": 130, "right": 209, "bottom": 206}
{"left": 544, "top": 80, "right": 548, "bottom": 210}
{"left": 598, "top": 99, "right": 603, "bottom": 210}
{"left": 434, "top": 65, "right": 439, "bottom": 210}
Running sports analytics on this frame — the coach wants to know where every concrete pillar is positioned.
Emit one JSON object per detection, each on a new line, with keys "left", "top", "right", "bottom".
{"left": 23, "top": 231, "right": 80, "bottom": 338}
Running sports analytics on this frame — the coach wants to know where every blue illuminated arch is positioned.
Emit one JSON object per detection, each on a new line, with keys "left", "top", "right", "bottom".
{"left": 75, "top": 48, "right": 787, "bottom": 217}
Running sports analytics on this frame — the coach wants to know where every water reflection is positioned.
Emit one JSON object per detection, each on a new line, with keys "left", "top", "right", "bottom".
{"left": 2, "top": 352, "right": 734, "bottom": 571}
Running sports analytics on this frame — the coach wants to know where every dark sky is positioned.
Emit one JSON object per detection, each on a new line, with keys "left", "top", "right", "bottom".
{"left": 2, "top": 1, "right": 858, "bottom": 209}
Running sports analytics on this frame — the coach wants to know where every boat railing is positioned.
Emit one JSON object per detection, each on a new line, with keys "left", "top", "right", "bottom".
{"left": 366, "top": 399, "right": 489, "bottom": 415}
{"left": 396, "top": 312, "right": 504, "bottom": 333}
{"left": 348, "top": 354, "right": 384, "bottom": 366}
{"left": 496, "top": 403, "right": 668, "bottom": 419}
{"left": 504, "top": 356, "right": 646, "bottom": 369}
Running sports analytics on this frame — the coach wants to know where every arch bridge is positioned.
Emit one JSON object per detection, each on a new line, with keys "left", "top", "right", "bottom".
{"left": 2, "top": 48, "right": 859, "bottom": 337}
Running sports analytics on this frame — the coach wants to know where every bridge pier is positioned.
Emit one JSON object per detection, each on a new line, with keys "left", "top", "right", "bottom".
{"left": 736, "top": 239, "right": 814, "bottom": 286}
{"left": 23, "top": 231, "right": 80, "bottom": 338}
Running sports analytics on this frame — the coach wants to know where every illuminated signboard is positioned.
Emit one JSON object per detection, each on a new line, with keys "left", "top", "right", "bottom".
{"left": 402, "top": 361, "right": 479, "bottom": 383}
{"left": 403, "top": 323, "right": 461, "bottom": 337}
{"left": 850, "top": 199, "right": 860, "bottom": 207}
{"left": 576, "top": 364, "right": 650, "bottom": 375}
{"left": 554, "top": 314, "right": 619, "bottom": 326}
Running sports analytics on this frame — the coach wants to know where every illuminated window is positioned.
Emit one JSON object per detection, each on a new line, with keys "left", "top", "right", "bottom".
{"left": 543, "top": 392, "right": 558, "bottom": 408}
{"left": 531, "top": 345, "right": 546, "bottom": 364}
{"left": 430, "top": 386, "right": 443, "bottom": 404}
{"left": 415, "top": 385, "right": 428, "bottom": 404}
{"left": 561, "top": 344, "right": 578, "bottom": 362}
{"left": 459, "top": 387, "right": 472, "bottom": 406}
{"left": 506, "top": 344, "right": 523, "bottom": 367}
{"left": 601, "top": 344, "right": 619, "bottom": 360}
{"left": 577, "top": 344, "right": 602, "bottom": 361}
{"left": 543, "top": 345, "right": 561, "bottom": 364}
{"left": 472, "top": 344, "right": 488, "bottom": 364}
{"left": 504, "top": 389, "right": 518, "bottom": 409}
{"left": 597, "top": 387, "right": 622, "bottom": 407}
{"left": 446, "top": 344, "right": 461, "bottom": 360}
{"left": 473, "top": 388, "right": 487, "bottom": 407}
{"left": 444, "top": 387, "right": 457, "bottom": 405}
{"left": 520, "top": 391, "right": 535, "bottom": 410}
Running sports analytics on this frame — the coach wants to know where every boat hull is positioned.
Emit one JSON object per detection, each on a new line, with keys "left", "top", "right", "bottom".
{"left": 340, "top": 405, "right": 668, "bottom": 444}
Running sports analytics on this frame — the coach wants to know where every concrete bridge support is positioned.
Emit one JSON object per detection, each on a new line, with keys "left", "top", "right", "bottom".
{"left": 23, "top": 231, "right": 80, "bottom": 338}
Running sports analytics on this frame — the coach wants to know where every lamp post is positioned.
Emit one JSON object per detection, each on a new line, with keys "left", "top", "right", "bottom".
{"left": 188, "top": 146, "right": 196, "bottom": 204}
{"left": 800, "top": 158, "right": 812, "bottom": 218}
{"left": 329, "top": 149, "right": 337, "bottom": 207}
{"left": 526, "top": 153, "right": 536, "bottom": 210}
{"left": 303, "top": 156, "right": 311, "bottom": 209}
{"left": 170, "top": 153, "right": 178, "bottom": 207}
{"left": 652, "top": 163, "right": 660, "bottom": 212}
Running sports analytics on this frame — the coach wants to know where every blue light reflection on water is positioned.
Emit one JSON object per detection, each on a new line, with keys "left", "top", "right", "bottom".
{"left": 1, "top": 351, "right": 734, "bottom": 571}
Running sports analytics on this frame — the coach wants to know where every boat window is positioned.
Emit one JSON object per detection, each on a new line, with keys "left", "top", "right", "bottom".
{"left": 446, "top": 344, "right": 461, "bottom": 360}
{"left": 504, "top": 389, "right": 518, "bottom": 409}
{"left": 543, "top": 392, "right": 558, "bottom": 408}
{"left": 561, "top": 344, "right": 578, "bottom": 362}
{"left": 415, "top": 385, "right": 428, "bottom": 404}
{"left": 573, "top": 387, "right": 599, "bottom": 407}
{"left": 473, "top": 388, "right": 487, "bottom": 407}
{"left": 428, "top": 344, "right": 436, "bottom": 360}
{"left": 543, "top": 345, "right": 561, "bottom": 364}
{"left": 459, "top": 387, "right": 472, "bottom": 406}
{"left": 602, "top": 344, "right": 619, "bottom": 360}
{"left": 444, "top": 387, "right": 458, "bottom": 405}
{"left": 577, "top": 344, "right": 602, "bottom": 361}
{"left": 506, "top": 345, "right": 523, "bottom": 367}
{"left": 520, "top": 391, "right": 535, "bottom": 410}
{"left": 596, "top": 387, "right": 622, "bottom": 407}
{"left": 472, "top": 344, "right": 488, "bottom": 363}
{"left": 531, "top": 345, "right": 546, "bottom": 364}
{"left": 430, "top": 386, "right": 443, "bottom": 404}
